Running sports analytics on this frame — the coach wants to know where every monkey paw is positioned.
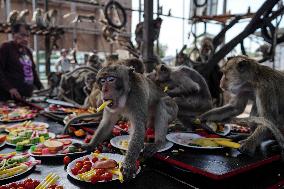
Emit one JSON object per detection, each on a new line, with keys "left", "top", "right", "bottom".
{"left": 239, "top": 139, "right": 257, "bottom": 156}
{"left": 143, "top": 143, "right": 159, "bottom": 158}
{"left": 121, "top": 162, "right": 136, "bottom": 181}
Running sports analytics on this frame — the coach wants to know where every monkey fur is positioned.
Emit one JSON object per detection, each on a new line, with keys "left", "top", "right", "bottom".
{"left": 200, "top": 55, "right": 284, "bottom": 158}
{"left": 64, "top": 64, "right": 178, "bottom": 180}
{"left": 154, "top": 64, "right": 212, "bottom": 129}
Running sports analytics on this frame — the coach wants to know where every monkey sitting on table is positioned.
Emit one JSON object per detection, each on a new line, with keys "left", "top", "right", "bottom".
{"left": 64, "top": 64, "right": 178, "bottom": 180}
{"left": 154, "top": 64, "right": 212, "bottom": 130}
{"left": 200, "top": 55, "right": 284, "bottom": 157}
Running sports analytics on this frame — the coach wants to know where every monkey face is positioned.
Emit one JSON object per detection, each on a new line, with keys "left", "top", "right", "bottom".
{"left": 221, "top": 56, "right": 255, "bottom": 94}
{"left": 155, "top": 64, "right": 170, "bottom": 83}
{"left": 85, "top": 73, "right": 97, "bottom": 90}
{"left": 96, "top": 65, "right": 132, "bottom": 111}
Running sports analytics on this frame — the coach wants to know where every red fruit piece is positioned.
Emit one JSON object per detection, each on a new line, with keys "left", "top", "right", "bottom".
{"left": 63, "top": 156, "right": 71, "bottom": 165}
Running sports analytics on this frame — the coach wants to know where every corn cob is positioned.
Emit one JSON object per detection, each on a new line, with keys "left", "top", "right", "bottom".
{"left": 215, "top": 140, "right": 241, "bottom": 149}
{"left": 96, "top": 100, "right": 112, "bottom": 112}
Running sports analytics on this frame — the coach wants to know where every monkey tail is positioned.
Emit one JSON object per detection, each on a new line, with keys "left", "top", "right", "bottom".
{"left": 233, "top": 117, "right": 284, "bottom": 159}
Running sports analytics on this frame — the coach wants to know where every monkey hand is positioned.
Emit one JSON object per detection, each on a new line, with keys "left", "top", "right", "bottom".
{"left": 239, "top": 139, "right": 257, "bottom": 157}
{"left": 121, "top": 161, "right": 137, "bottom": 181}
{"left": 142, "top": 143, "right": 159, "bottom": 158}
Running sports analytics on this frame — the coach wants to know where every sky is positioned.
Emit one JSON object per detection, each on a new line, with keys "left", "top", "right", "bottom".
{"left": 131, "top": 0, "right": 268, "bottom": 57}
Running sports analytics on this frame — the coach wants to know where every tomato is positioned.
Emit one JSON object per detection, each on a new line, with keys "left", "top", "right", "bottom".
{"left": 107, "top": 143, "right": 112, "bottom": 149}
{"left": 92, "top": 157, "right": 98, "bottom": 163}
{"left": 75, "top": 162, "right": 83, "bottom": 169}
{"left": 90, "top": 174, "right": 100, "bottom": 184}
{"left": 83, "top": 161, "right": 92, "bottom": 167}
{"left": 77, "top": 167, "right": 88, "bottom": 174}
{"left": 24, "top": 182, "right": 34, "bottom": 189}
{"left": 100, "top": 172, "right": 113, "bottom": 181}
{"left": 71, "top": 167, "right": 80, "bottom": 175}
{"left": 95, "top": 168, "right": 106, "bottom": 176}
{"left": 33, "top": 180, "right": 40, "bottom": 187}
{"left": 82, "top": 157, "right": 90, "bottom": 162}
{"left": 63, "top": 156, "right": 71, "bottom": 165}
{"left": 82, "top": 164, "right": 91, "bottom": 171}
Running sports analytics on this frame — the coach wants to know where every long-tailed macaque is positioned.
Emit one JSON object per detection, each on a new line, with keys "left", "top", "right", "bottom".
{"left": 200, "top": 55, "right": 284, "bottom": 157}
{"left": 64, "top": 65, "right": 178, "bottom": 180}
{"left": 154, "top": 64, "right": 212, "bottom": 130}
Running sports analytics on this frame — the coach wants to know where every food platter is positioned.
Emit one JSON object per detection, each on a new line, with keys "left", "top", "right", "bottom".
{"left": 166, "top": 133, "right": 224, "bottom": 149}
{"left": 204, "top": 122, "right": 231, "bottom": 136}
{"left": 67, "top": 153, "right": 141, "bottom": 183}
{"left": 0, "top": 154, "right": 37, "bottom": 181}
{"left": 28, "top": 139, "right": 87, "bottom": 158}
{"left": 0, "top": 107, "right": 37, "bottom": 123}
{"left": 110, "top": 135, "right": 173, "bottom": 152}
{"left": 5, "top": 121, "right": 49, "bottom": 133}
{"left": 6, "top": 132, "right": 56, "bottom": 147}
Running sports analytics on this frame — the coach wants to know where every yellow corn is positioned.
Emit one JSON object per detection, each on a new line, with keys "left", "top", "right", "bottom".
{"left": 164, "top": 86, "right": 169, "bottom": 92}
{"left": 209, "top": 138, "right": 232, "bottom": 141}
{"left": 215, "top": 140, "right": 241, "bottom": 149}
{"left": 0, "top": 164, "right": 28, "bottom": 178}
{"left": 35, "top": 173, "right": 53, "bottom": 189}
{"left": 96, "top": 100, "right": 112, "bottom": 112}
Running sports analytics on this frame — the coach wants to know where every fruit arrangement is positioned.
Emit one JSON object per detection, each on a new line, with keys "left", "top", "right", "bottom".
{"left": 0, "top": 107, "right": 37, "bottom": 122}
{"left": 30, "top": 139, "right": 85, "bottom": 156}
{"left": 0, "top": 152, "right": 39, "bottom": 180}
{"left": 229, "top": 124, "right": 251, "bottom": 133}
{"left": 5, "top": 121, "right": 49, "bottom": 133}
{"left": 6, "top": 130, "right": 54, "bottom": 151}
{"left": 47, "top": 104, "right": 95, "bottom": 115}
{"left": 68, "top": 153, "right": 124, "bottom": 183}
{"left": 0, "top": 175, "right": 63, "bottom": 189}
{"left": 112, "top": 121, "right": 130, "bottom": 136}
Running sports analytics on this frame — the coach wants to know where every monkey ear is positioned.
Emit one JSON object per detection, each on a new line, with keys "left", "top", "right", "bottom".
{"left": 160, "top": 64, "right": 168, "bottom": 72}
{"left": 237, "top": 60, "right": 249, "bottom": 73}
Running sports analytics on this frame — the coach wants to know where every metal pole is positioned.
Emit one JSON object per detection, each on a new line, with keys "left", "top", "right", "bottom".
{"left": 143, "top": 0, "right": 154, "bottom": 72}
{"left": 222, "top": 0, "right": 227, "bottom": 44}
{"left": 182, "top": 0, "right": 185, "bottom": 44}
{"left": 138, "top": 0, "right": 142, "bottom": 22}
{"left": 156, "top": 0, "right": 160, "bottom": 56}
{"left": 44, "top": 0, "right": 51, "bottom": 76}
{"left": 32, "top": 0, "right": 40, "bottom": 74}
{"left": 5, "top": 0, "right": 12, "bottom": 40}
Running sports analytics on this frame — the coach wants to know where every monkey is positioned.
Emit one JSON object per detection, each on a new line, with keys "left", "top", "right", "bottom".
{"left": 200, "top": 55, "right": 284, "bottom": 157}
{"left": 64, "top": 64, "right": 178, "bottom": 180}
{"left": 154, "top": 64, "right": 212, "bottom": 130}
{"left": 43, "top": 9, "right": 58, "bottom": 28}
{"left": 17, "top": 9, "right": 29, "bottom": 24}
{"left": 175, "top": 45, "right": 193, "bottom": 68}
{"left": 7, "top": 10, "right": 19, "bottom": 26}
{"left": 84, "top": 52, "right": 102, "bottom": 70}
{"left": 105, "top": 58, "right": 145, "bottom": 74}
{"left": 83, "top": 72, "right": 97, "bottom": 97}
{"left": 57, "top": 66, "right": 98, "bottom": 106}
{"left": 32, "top": 8, "right": 44, "bottom": 28}
{"left": 135, "top": 17, "right": 163, "bottom": 52}
{"left": 199, "top": 37, "right": 214, "bottom": 63}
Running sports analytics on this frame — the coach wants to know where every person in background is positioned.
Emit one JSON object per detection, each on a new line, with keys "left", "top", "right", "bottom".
{"left": 55, "top": 48, "right": 72, "bottom": 73}
{"left": 0, "top": 23, "right": 43, "bottom": 101}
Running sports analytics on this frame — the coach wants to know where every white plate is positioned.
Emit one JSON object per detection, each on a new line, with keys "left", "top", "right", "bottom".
{"left": 6, "top": 132, "right": 56, "bottom": 147}
{"left": 67, "top": 153, "right": 141, "bottom": 183}
{"left": 0, "top": 117, "right": 36, "bottom": 123}
{"left": 46, "top": 99, "right": 77, "bottom": 107}
{"left": 5, "top": 121, "right": 49, "bottom": 133}
{"left": 0, "top": 156, "right": 36, "bottom": 181}
{"left": 44, "top": 108, "right": 68, "bottom": 115}
{"left": 0, "top": 141, "right": 5, "bottom": 148}
{"left": 166, "top": 133, "right": 223, "bottom": 149}
{"left": 217, "top": 124, "right": 231, "bottom": 136}
{"left": 110, "top": 135, "right": 173, "bottom": 153}
{"left": 28, "top": 139, "right": 87, "bottom": 157}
